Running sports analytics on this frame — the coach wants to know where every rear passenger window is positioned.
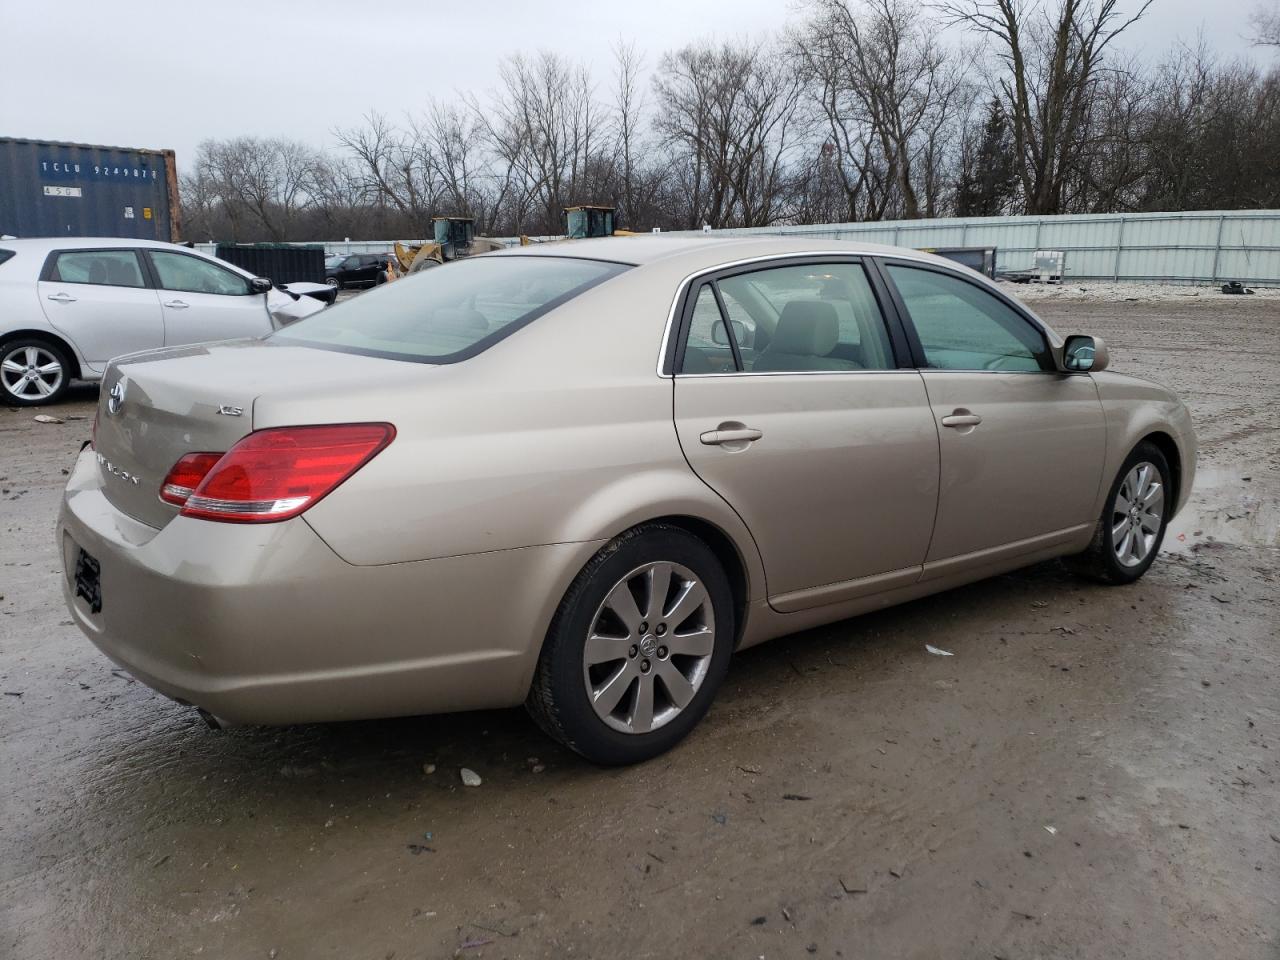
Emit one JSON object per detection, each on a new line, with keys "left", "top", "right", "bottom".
{"left": 679, "top": 262, "right": 894, "bottom": 374}
{"left": 51, "top": 250, "right": 146, "bottom": 288}
{"left": 886, "top": 265, "right": 1052, "bottom": 372}
{"left": 680, "top": 286, "right": 736, "bottom": 374}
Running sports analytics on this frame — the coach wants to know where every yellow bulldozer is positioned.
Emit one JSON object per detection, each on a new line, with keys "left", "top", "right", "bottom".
{"left": 394, "top": 216, "right": 506, "bottom": 275}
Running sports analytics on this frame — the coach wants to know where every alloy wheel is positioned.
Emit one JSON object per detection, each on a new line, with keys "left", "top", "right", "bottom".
{"left": 1111, "top": 461, "right": 1164, "bottom": 567}
{"left": 1, "top": 345, "right": 64, "bottom": 401}
{"left": 582, "top": 561, "right": 716, "bottom": 735}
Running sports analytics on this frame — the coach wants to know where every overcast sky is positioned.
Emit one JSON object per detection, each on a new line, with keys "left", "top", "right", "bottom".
{"left": 2, "top": 0, "right": 1270, "bottom": 167}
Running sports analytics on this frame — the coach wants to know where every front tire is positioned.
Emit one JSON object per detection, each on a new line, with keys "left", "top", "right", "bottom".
{"left": 527, "top": 524, "right": 735, "bottom": 765}
{"left": 0, "top": 338, "right": 71, "bottom": 406}
{"left": 1067, "top": 440, "right": 1172, "bottom": 584}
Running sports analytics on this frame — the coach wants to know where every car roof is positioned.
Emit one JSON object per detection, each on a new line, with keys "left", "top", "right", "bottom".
{"left": 488, "top": 234, "right": 960, "bottom": 273}
{"left": 0, "top": 236, "right": 192, "bottom": 253}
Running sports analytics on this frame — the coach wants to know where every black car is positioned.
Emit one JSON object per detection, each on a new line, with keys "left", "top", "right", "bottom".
{"left": 324, "top": 253, "right": 393, "bottom": 289}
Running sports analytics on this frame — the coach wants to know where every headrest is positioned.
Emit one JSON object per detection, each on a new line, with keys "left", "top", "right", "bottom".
{"left": 106, "top": 259, "right": 135, "bottom": 285}
{"left": 770, "top": 301, "right": 839, "bottom": 357}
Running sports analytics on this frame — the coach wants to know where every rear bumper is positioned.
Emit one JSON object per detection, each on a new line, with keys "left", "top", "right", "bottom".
{"left": 58, "top": 447, "right": 595, "bottom": 725}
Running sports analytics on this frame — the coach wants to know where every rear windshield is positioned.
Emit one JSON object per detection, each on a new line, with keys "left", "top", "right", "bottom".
{"left": 274, "top": 255, "right": 627, "bottom": 363}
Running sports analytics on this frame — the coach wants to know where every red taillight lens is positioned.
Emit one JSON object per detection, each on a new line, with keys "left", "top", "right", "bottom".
{"left": 160, "top": 452, "right": 223, "bottom": 506}
{"left": 171, "top": 423, "right": 395, "bottom": 523}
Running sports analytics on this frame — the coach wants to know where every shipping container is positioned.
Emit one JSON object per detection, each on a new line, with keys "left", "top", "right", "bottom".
{"left": 0, "top": 137, "right": 180, "bottom": 241}
{"left": 215, "top": 243, "right": 326, "bottom": 285}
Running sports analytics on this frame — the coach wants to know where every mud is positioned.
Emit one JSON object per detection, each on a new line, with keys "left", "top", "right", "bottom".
{"left": 1, "top": 296, "right": 1277, "bottom": 959}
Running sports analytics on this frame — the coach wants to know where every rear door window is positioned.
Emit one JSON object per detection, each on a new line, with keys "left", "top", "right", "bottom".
{"left": 51, "top": 250, "right": 147, "bottom": 288}
{"left": 680, "top": 261, "right": 895, "bottom": 374}
{"left": 680, "top": 285, "right": 737, "bottom": 374}
{"left": 274, "top": 255, "right": 627, "bottom": 363}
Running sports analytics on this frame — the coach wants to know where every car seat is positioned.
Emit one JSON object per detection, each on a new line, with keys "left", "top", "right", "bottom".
{"left": 753, "top": 301, "right": 862, "bottom": 372}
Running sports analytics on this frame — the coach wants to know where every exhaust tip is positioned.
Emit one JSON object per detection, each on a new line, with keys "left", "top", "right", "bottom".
{"left": 196, "top": 707, "right": 223, "bottom": 731}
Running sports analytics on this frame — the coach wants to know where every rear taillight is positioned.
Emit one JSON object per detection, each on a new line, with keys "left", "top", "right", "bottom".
{"left": 161, "top": 423, "right": 395, "bottom": 523}
{"left": 160, "top": 452, "right": 223, "bottom": 506}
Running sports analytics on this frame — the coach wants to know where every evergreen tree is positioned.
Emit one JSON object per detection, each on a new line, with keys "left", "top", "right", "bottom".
{"left": 954, "top": 99, "right": 1018, "bottom": 216}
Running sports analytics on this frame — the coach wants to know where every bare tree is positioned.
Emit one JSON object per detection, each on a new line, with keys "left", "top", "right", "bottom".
{"left": 799, "top": 0, "right": 969, "bottom": 219}
{"left": 179, "top": 11, "right": 1277, "bottom": 242}
{"left": 1251, "top": 2, "right": 1280, "bottom": 46}
{"left": 479, "top": 51, "right": 605, "bottom": 234}
{"left": 334, "top": 111, "right": 437, "bottom": 226}
{"left": 939, "top": 0, "right": 1153, "bottom": 214}
{"left": 654, "top": 39, "right": 807, "bottom": 228}
{"left": 611, "top": 39, "right": 649, "bottom": 228}
{"left": 189, "top": 136, "right": 324, "bottom": 240}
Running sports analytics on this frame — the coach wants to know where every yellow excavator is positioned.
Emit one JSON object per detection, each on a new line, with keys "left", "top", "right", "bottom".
{"left": 394, "top": 216, "right": 506, "bottom": 275}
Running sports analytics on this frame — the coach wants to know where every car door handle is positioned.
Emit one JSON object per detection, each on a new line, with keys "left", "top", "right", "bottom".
{"left": 940, "top": 411, "right": 983, "bottom": 428}
{"left": 46, "top": 293, "right": 77, "bottom": 303}
{"left": 700, "top": 426, "right": 763, "bottom": 445}
{"left": 163, "top": 299, "right": 190, "bottom": 309}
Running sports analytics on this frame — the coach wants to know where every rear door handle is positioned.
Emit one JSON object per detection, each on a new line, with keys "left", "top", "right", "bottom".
{"left": 700, "top": 426, "right": 763, "bottom": 445}
{"left": 163, "top": 299, "right": 190, "bottom": 309}
{"left": 940, "top": 411, "right": 982, "bottom": 428}
{"left": 47, "top": 293, "right": 77, "bottom": 303}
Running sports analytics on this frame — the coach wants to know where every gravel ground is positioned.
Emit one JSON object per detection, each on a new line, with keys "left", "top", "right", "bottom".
{"left": 1, "top": 291, "right": 1276, "bottom": 959}
{"left": 1010, "top": 279, "right": 1280, "bottom": 303}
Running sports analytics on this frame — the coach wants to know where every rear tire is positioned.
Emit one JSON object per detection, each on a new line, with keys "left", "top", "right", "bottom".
{"left": 0, "top": 337, "right": 71, "bottom": 407}
{"left": 1066, "top": 440, "right": 1171, "bottom": 584}
{"left": 527, "top": 524, "right": 735, "bottom": 765}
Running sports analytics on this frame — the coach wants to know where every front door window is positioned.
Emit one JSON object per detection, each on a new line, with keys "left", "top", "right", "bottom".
{"left": 885, "top": 264, "right": 1052, "bottom": 372}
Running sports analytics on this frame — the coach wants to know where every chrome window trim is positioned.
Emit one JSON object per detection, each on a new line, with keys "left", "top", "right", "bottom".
{"left": 917, "top": 368, "right": 1091, "bottom": 377}
{"left": 675, "top": 369, "right": 923, "bottom": 380}
{"left": 656, "top": 249, "right": 944, "bottom": 378}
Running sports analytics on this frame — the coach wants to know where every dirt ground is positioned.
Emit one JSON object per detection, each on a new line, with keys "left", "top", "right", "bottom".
{"left": 1, "top": 293, "right": 1277, "bottom": 960}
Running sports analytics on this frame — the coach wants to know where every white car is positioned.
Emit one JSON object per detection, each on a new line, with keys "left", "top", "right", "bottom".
{"left": 0, "top": 237, "right": 326, "bottom": 405}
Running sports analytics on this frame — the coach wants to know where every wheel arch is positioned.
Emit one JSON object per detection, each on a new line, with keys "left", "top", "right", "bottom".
{"left": 0, "top": 328, "right": 84, "bottom": 380}
{"left": 642, "top": 514, "right": 753, "bottom": 648}
{"left": 517, "top": 508, "right": 763, "bottom": 705}
{"left": 1139, "top": 430, "right": 1182, "bottom": 511}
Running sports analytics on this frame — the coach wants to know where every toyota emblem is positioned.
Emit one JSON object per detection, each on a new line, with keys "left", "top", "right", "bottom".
{"left": 107, "top": 379, "right": 126, "bottom": 416}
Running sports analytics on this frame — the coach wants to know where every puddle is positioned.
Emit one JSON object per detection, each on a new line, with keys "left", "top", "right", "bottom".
{"left": 1164, "top": 467, "right": 1280, "bottom": 554}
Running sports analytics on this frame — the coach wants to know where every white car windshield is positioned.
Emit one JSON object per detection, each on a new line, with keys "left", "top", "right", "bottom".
{"left": 273, "top": 255, "right": 628, "bottom": 363}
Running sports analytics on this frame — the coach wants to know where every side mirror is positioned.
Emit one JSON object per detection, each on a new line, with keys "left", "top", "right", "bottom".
{"left": 1063, "top": 334, "right": 1109, "bottom": 373}
{"left": 250, "top": 277, "right": 273, "bottom": 295}
{"left": 712, "top": 319, "right": 747, "bottom": 347}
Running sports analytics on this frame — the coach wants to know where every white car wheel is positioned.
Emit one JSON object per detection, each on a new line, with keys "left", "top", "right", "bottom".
{"left": 0, "top": 339, "right": 70, "bottom": 406}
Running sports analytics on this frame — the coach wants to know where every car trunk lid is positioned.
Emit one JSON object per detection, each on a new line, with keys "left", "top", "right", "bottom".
{"left": 93, "top": 339, "right": 430, "bottom": 529}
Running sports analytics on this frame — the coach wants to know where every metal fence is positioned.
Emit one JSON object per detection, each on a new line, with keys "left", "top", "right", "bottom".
{"left": 665, "top": 210, "right": 1280, "bottom": 285}
{"left": 195, "top": 210, "right": 1280, "bottom": 285}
